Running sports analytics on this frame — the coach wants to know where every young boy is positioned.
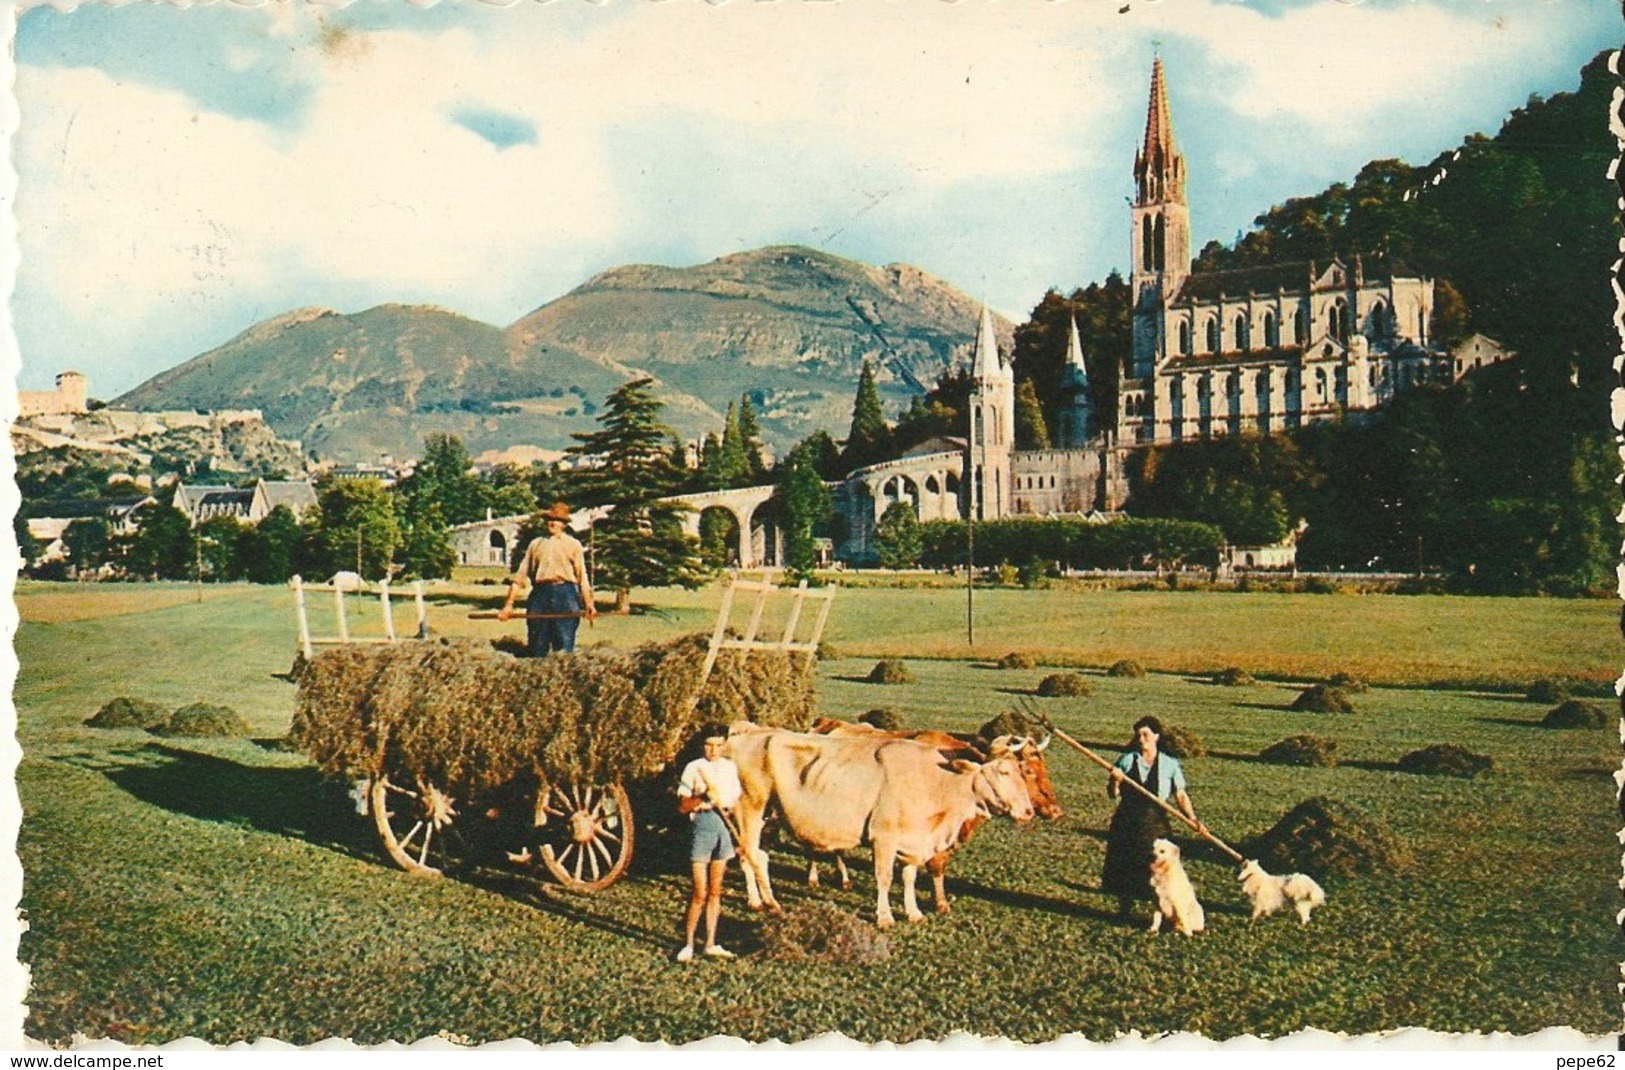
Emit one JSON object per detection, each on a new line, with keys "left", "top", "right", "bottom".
{"left": 675, "top": 728, "right": 743, "bottom": 962}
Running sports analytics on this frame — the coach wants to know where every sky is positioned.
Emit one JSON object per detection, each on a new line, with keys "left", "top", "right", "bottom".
{"left": 8, "top": 0, "right": 1620, "bottom": 397}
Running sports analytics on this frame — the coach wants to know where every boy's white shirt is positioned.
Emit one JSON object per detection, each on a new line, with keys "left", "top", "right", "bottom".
{"left": 678, "top": 756, "right": 742, "bottom": 811}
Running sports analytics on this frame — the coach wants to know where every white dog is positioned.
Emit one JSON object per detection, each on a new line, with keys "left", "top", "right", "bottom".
{"left": 1237, "top": 859, "right": 1326, "bottom": 925}
{"left": 1147, "top": 838, "right": 1205, "bottom": 936}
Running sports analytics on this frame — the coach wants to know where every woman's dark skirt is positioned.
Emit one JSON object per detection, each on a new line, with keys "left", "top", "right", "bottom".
{"left": 1101, "top": 797, "right": 1174, "bottom": 900}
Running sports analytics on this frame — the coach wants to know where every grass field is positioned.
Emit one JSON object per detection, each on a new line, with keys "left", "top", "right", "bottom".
{"left": 13, "top": 580, "right": 1622, "bottom": 1043}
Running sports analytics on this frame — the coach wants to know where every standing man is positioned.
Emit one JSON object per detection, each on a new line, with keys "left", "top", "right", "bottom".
{"left": 675, "top": 728, "right": 742, "bottom": 963}
{"left": 499, "top": 502, "right": 596, "bottom": 656}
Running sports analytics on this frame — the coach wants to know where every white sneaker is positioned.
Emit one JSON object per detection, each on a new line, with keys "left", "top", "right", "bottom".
{"left": 703, "top": 944, "right": 736, "bottom": 960}
{"left": 675, "top": 944, "right": 694, "bottom": 963}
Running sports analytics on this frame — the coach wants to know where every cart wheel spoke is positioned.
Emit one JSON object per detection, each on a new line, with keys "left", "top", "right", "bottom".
{"left": 370, "top": 773, "right": 465, "bottom": 878}
{"left": 537, "top": 780, "right": 635, "bottom": 893}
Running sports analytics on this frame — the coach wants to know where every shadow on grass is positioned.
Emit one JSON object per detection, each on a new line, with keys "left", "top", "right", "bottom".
{"left": 832, "top": 675, "right": 914, "bottom": 686}
{"left": 1233, "top": 701, "right": 1303, "bottom": 713}
{"left": 1473, "top": 715, "right": 1551, "bottom": 729}
{"left": 96, "top": 743, "right": 377, "bottom": 862}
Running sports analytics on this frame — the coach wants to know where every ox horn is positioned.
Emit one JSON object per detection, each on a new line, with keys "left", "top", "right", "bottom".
{"left": 1035, "top": 729, "right": 1052, "bottom": 752}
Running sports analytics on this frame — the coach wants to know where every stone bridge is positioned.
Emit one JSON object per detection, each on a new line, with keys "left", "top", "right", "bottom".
{"left": 836, "top": 449, "right": 964, "bottom": 561}
{"left": 663, "top": 485, "right": 781, "bottom": 569}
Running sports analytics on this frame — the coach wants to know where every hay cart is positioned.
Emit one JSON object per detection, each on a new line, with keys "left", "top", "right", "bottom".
{"left": 291, "top": 575, "right": 832, "bottom": 893}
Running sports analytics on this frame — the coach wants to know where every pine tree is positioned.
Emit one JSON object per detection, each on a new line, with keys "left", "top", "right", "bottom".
{"left": 565, "top": 377, "right": 704, "bottom": 609}
{"left": 716, "top": 401, "right": 750, "bottom": 486}
{"left": 841, "top": 361, "right": 891, "bottom": 471}
{"left": 736, "top": 393, "right": 767, "bottom": 477}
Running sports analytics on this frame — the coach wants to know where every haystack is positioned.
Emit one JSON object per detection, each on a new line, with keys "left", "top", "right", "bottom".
{"left": 86, "top": 697, "right": 169, "bottom": 730}
{"left": 1035, "top": 672, "right": 1090, "bottom": 698}
{"left": 291, "top": 634, "right": 816, "bottom": 794}
{"left": 867, "top": 660, "right": 915, "bottom": 685}
{"left": 996, "top": 652, "right": 1037, "bottom": 670}
{"left": 1158, "top": 723, "right": 1207, "bottom": 760}
{"left": 1291, "top": 685, "right": 1355, "bottom": 714}
{"left": 156, "top": 703, "right": 251, "bottom": 738}
{"left": 859, "top": 708, "right": 905, "bottom": 731}
{"left": 978, "top": 707, "right": 1049, "bottom": 743}
{"left": 1259, "top": 734, "right": 1339, "bottom": 767}
{"left": 1107, "top": 659, "right": 1147, "bottom": 678}
{"left": 1244, "top": 796, "right": 1412, "bottom": 879}
{"left": 757, "top": 902, "right": 891, "bottom": 964}
{"left": 1542, "top": 699, "right": 1608, "bottom": 729}
{"left": 1524, "top": 679, "right": 1568, "bottom": 704}
{"left": 1397, "top": 744, "right": 1493, "bottom": 778}
{"left": 1212, "top": 667, "right": 1255, "bottom": 687}
{"left": 1325, "top": 672, "right": 1369, "bottom": 693}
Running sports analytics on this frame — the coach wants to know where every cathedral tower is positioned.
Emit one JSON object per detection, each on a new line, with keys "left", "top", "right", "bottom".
{"left": 1131, "top": 57, "right": 1190, "bottom": 377}
{"left": 967, "top": 304, "right": 1014, "bottom": 520}
{"left": 1057, "top": 315, "right": 1094, "bottom": 448}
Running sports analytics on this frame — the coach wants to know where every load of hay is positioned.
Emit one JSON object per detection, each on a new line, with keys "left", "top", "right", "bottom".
{"left": 1291, "top": 684, "right": 1355, "bottom": 714}
{"left": 1243, "top": 796, "right": 1412, "bottom": 879}
{"left": 1035, "top": 672, "right": 1090, "bottom": 698}
{"left": 1397, "top": 744, "right": 1494, "bottom": 778}
{"left": 867, "top": 659, "right": 916, "bottom": 685}
{"left": 1107, "top": 659, "right": 1146, "bottom": 678}
{"left": 859, "top": 708, "right": 905, "bottom": 731}
{"left": 996, "top": 652, "right": 1037, "bottom": 670}
{"left": 1259, "top": 734, "right": 1339, "bottom": 767}
{"left": 291, "top": 634, "right": 816, "bottom": 794}
{"left": 86, "top": 697, "right": 170, "bottom": 730}
{"left": 1157, "top": 723, "right": 1207, "bottom": 760}
{"left": 758, "top": 901, "right": 891, "bottom": 964}
{"left": 1542, "top": 699, "right": 1608, "bottom": 729}
{"left": 1211, "top": 667, "right": 1255, "bottom": 687}
{"left": 155, "top": 703, "right": 251, "bottom": 738}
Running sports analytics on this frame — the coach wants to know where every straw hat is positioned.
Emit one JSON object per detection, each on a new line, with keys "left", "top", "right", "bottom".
{"left": 541, "top": 502, "right": 572, "bottom": 523}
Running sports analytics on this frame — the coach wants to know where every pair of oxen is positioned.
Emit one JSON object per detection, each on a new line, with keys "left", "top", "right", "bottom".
{"left": 724, "top": 718, "right": 1061, "bottom": 929}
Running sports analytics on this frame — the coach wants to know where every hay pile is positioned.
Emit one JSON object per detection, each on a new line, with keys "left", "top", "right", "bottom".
{"left": 1326, "top": 672, "right": 1369, "bottom": 693}
{"left": 867, "top": 660, "right": 915, "bottom": 685}
{"left": 1291, "top": 685, "right": 1355, "bottom": 714}
{"left": 978, "top": 707, "right": 1049, "bottom": 743}
{"left": 1524, "top": 679, "right": 1568, "bottom": 704}
{"left": 816, "top": 641, "right": 842, "bottom": 662}
{"left": 1542, "top": 699, "right": 1608, "bottom": 729}
{"left": 1244, "top": 796, "right": 1412, "bottom": 879}
{"left": 1397, "top": 744, "right": 1494, "bottom": 778}
{"left": 155, "top": 703, "right": 251, "bottom": 738}
{"left": 1107, "top": 659, "right": 1146, "bottom": 678}
{"left": 859, "top": 708, "right": 905, "bottom": 731}
{"left": 1212, "top": 667, "right": 1255, "bottom": 687}
{"left": 1036, "top": 672, "right": 1090, "bottom": 698}
{"left": 757, "top": 902, "right": 891, "bottom": 964}
{"left": 292, "top": 634, "right": 816, "bottom": 793}
{"left": 1259, "top": 734, "right": 1339, "bottom": 767}
{"left": 1157, "top": 724, "right": 1207, "bottom": 760}
{"left": 996, "top": 652, "right": 1037, "bottom": 670}
{"left": 86, "top": 697, "right": 169, "bottom": 730}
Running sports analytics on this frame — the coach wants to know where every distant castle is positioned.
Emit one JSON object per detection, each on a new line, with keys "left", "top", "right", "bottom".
{"left": 18, "top": 371, "right": 88, "bottom": 417}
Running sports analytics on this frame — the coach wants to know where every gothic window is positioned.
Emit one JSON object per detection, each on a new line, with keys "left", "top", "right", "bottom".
{"left": 1204, "top": 317, "right": 1219, "bottom": 353}
{"left": 1263, "top": 311, "right": 1278, "bottom": 348}
{"left": 1234, "top": 313, "right": 1248, "bottom": 351}
{"left": 1178, "top": 320, "right": 1191, "bottom": 355}
{"left": 1142, "top": 215, "right": 1156, "bottom": 274}
{"left": 1153, "top": 215, "right": 1166, "bottom": 272}
{"left": 1315, "top": 367, "right": 1329, "bottom": 401}
{"left": 1369, "top": 300, "right": 1387, "bottom": 338}
{"left": 1294, "top": 305, "right": 1308, "bottom": 344}
{"left": 1327, "top": 299, "right": 1350, "bottom": 342}
{"left": 1227, "top": 371, "right": 1241, "bottom": 397}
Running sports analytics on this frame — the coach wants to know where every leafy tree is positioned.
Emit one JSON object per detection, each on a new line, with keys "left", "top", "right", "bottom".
{"left": 398, "top": 434, "right": 485, "bottom": 526}
{"left": 197, "top": 516, "right": 244, "bottom": 580}
{"left": 840, "top": 361, "right": 891, "bottom": 471}
{"left": 479, "top": 464, "right": 539, "bottom": 518}
{"left": 1010, "top": 278, "right": 1129, "bottom": 438}
{"left": 1014, "top": 380, "right": 1051, "bottom": 449}
{"left": 874, "top": 501, "right": 922, "bottom": 569}
{"left": 312, "top": 478, "right": 400, "bottom": 581}
{"left": 566, "top": 377, "right": 703, "bottom": 609}
{"left": 237, "top": 505, "right": 302, "bottom": 584}
{"left": 61, "top": 517, "right": 110, "bottom": 576}
{"left": 773, "top": 439, "right": 835, "bottom": 583}
{"left": 698, "top": 508, "right": 738, "bottom": 569}
{"left": 123, "top": 503, "right": 193, "bottom": 580}
{"left": 788, "top": 430, "right": 846, "bottom": 482}
{"left": 396, "top": 496, "right": 456, "bottom": 580}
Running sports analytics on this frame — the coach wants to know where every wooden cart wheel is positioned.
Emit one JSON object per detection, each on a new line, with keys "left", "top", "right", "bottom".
{"left": 369, "top": 773, "right": 468, "bottom": 877}
{"left": 536, "top": 779, "right": 635, "bottom": 892}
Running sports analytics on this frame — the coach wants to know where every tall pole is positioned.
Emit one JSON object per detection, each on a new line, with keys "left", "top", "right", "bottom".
{"left": 193, "top": 524, "right": 203, "bottom": 604}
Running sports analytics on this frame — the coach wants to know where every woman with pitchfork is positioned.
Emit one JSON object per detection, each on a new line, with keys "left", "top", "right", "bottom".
{"left": 1102, "top": 714, "right": 1206, "bottom": 923}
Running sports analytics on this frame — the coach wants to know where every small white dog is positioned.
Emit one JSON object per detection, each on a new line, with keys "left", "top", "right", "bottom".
{"left": 1147, "top": 838, "right": 1205, "bottom": 936}
{"left": 1237, "top": 858, "right": 1326, "bottom": 925}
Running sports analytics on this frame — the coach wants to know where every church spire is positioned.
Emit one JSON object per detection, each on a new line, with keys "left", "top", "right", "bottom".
{"left": 1134, "top": 56, "right": 1185, "bottom": 206}
{"left": 971, "top": 303, "right": 1007, "bottom": 383}
{"left": 1065, "top": 315, "right": 1089, "bottom": 386}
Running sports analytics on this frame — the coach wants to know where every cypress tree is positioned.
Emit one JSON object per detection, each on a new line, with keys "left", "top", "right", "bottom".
{"left": 842, "top": 361, "right": 891, "bottom": 471}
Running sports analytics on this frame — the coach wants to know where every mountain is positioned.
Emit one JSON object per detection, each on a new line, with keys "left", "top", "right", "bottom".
{"left": 113, "top": 247, "right": 1013, "bottom": 464}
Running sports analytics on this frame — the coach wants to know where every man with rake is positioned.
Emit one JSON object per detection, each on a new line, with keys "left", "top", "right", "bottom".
{"left": 675, "top": 727, "right": 743, "bottom": 963}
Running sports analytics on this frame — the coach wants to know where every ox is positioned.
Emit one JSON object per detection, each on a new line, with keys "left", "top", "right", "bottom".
{"left": 802, "top": 718, "right": 1063, "bottom": 912}
{"left": 727, "top": 725, "right": 1035, "bottom": 928}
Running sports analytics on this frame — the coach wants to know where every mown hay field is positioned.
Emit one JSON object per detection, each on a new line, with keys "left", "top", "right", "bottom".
{"left": 13, "top": 581, "right": 1621, "bottom": 1043}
